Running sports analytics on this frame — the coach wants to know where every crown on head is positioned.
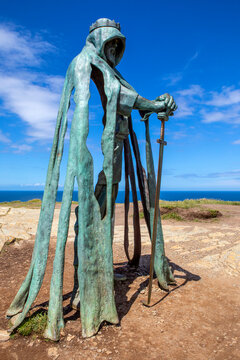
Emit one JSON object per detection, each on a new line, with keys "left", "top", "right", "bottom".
{"left": 89, "top": 18, "right": 121, "bottom": 33}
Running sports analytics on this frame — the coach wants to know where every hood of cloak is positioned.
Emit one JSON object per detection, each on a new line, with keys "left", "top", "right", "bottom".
{"left": 86, "top": 26, "right": 126, "bottom": 66}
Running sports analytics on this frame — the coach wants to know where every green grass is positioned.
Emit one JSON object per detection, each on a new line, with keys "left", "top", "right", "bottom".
{"left": 206, "top": 209, "right": 220, "bottom": 218}
{"left": 1, "top": 198, "right": 239, "bottom": 209}
{"left": 138, "top": 199, "right": 226, "bottom": 222}
{"left": 161, "top": 212, "right": 183, "bottom": 221}
{"left": 159, "top": 198, "right": 240, "bottom": 208}
{"left": 0, "top": 199, "right": 42, "bottom": 208}
{"left": 16, "top": 311, "right": 47, "bottom": 336}
{"left": 0, "top": 199, "right": 78, "bottom": 209}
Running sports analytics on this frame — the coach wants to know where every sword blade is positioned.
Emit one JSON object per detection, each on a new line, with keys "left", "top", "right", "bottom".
{"left": 145, "top": 119, "right": 166, "bottom": 306}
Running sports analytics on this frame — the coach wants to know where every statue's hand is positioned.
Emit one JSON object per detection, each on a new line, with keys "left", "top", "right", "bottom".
{"left": 154, "top": 93, "right": 177, "bottom": 116}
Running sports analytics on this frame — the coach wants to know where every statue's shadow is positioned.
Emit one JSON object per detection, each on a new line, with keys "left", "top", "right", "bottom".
{"left": 32, "top": 256, "right": 200, "bottom": 327}
{"left": 113, "top": 255, "right": 201, "bottom": 322}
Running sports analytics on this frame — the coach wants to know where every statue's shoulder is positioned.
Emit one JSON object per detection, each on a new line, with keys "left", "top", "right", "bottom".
{"left": 67, "top": 47, "right": 91, "bottom": 74}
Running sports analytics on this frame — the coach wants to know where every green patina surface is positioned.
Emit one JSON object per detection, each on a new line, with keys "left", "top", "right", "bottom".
{"left": 6, "top": 18, "right": 177, "bottom": 340}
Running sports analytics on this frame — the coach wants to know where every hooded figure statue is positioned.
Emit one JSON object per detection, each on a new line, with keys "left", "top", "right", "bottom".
{"left": 6, "top": 18, "right": 177, "bottom": 341}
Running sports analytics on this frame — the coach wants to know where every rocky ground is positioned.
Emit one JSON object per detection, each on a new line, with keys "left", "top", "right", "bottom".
{"left": 0, "top": 202, "right": 239, "bottom": 360}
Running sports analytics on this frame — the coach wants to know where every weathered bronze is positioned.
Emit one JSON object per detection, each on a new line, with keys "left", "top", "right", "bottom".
{"left": 143, "top": 108, "right": 175, "bottom": 307}
{"left": 6, "top": 18, "right": 177, "bottom": 340}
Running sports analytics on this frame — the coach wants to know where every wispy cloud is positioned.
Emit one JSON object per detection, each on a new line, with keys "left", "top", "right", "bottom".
{"left": 0, "top": 23, "right": 64, "bottom": 144}
{"left": 163, "top": 72, "right": 183, "bottom": 86}
{"left": 0, "top": 130, "right": 11, "bottom": 144}
{"left": 201, "top": 87, "right": 240, "bottom": 125}
{"left": 11, "top": 144, "right": 32, "bottom": 153}
{"left": 0, "top": 74, "right": 62, "bottom": 140}
{"left": 175, "top": 169, "right": 240, "bottom": 179}
{"left": 201, "top": 105, "right": 240, "bottom": 124}
{"left": 0, "top": 24, "right": 54, "bottom": 68}
{"left": 184, "top": 51, "right": 199, "bottom": 70}
{"left": 174, "top": 84, "right": 240, "bottom": 126}
{"left": 163, "top": 51, "right": 199, "bottom": 86}
{"left": 174, "top": 84, "right": 204, "bottom": 118}
{"left": 207, "top": 86, "right": 240, "bottom": 107}
{"left": 170, "top": 130, "right": 187, "bottom": 140}
{"left": 233, "top": 139, "right": 240, "bottom": 145}
{"left": 177, "top": 84, "right": 203, "bottom": 97}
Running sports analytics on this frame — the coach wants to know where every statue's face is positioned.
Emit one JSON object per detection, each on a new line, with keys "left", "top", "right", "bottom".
{"left": 104, "top": 39, "right": 121, "bottom": 67}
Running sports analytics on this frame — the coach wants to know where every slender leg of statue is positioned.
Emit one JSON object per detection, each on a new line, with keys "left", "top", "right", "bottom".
{"left": 70, "top": 206, "right": 80, "bottom": 310}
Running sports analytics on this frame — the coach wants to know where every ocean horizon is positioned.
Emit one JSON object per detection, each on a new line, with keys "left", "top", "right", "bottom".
{"left": 0, "top": 190, "right": 240, "bottom": 203}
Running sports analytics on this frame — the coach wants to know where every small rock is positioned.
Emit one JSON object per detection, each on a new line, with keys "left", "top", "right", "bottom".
{"left": 66, "top": 334, "right": 75, "bottom": 342}
{"left": 0, "top": 330, "right": 10, "bottom": 342}
{"left": 140, "top": 290, "right": 145, "bottom": 294}
{"left": 47, "top": 347, "right": 59, "bottom": 359}
{"left": 60, "top": 329, "right": 66, "bottom": 337}
{"left": 106, "top": 350, "right": 112, "bottom": 355}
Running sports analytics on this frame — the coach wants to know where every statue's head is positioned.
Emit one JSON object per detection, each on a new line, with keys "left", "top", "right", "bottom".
{"left": 87, "top": 18, "right": 125, "bottom": 68}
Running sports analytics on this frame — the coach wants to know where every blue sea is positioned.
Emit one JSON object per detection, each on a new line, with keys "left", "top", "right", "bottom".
{"left": 0, "top": 190, "right": 240, "bottom": 203}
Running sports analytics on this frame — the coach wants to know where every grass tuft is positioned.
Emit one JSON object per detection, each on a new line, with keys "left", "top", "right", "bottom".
{"left": 16, "top": 311, "right": 47, "bottom": 336}
{"left": 159, "top": 198, "right": 240, "bottom": 208}
{"left": 161, "top": 212, "right": 183, "bottom": 221}
{"left": 206, "top": 209, "right": 220, "bottom": 218}
{"left": 0, "top": 199, "right": 78, "bottom": 209}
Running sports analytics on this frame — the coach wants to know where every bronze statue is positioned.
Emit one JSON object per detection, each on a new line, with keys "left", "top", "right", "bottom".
{"left": 7, "top": 18, "right": 177, "bottom": 341}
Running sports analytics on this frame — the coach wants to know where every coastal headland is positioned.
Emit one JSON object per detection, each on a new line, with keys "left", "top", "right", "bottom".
{"left": 0, "top": 199, "right": 239, "bottom": 359}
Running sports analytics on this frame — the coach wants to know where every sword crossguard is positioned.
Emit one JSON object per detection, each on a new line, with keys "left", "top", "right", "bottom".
{"left": 157, "top": 139, "right": 167, "bottom": 145}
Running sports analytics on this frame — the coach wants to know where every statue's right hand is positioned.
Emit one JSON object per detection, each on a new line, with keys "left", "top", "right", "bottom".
{"left": 154, "top": 93, "right": 177, "bottom": 115}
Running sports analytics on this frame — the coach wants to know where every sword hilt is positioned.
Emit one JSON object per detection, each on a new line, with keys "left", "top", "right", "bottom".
{"left": 157, "top": 115, "right": 167, "bottom": 145}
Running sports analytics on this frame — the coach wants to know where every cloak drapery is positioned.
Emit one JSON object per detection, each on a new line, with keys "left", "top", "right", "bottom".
{"left": 7, "top": 22, "right": 175, "bottom": 341}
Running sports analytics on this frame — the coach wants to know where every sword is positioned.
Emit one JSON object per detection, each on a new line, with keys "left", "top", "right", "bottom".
{"left": 143, "top": 109, "right": 169, "bottom": 307}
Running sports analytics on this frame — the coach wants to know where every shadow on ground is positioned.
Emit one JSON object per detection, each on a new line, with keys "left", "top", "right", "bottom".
{"left": 20, "top": 256, "right": 200, "bottom": 330}
{"left": 114, "top": 255, "right": 201, "bottom": 321}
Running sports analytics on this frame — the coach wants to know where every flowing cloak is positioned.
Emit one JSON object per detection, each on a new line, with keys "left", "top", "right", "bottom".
{"left": 6, "top": 26, "right": 175, "bottom": 340}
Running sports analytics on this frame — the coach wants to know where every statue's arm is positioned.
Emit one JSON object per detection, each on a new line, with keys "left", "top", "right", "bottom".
{"left": 117, "top": 85, "right": 177, "bottom": 117}
{"left": 134, "top": 94, "right": 177, "bottom": 114}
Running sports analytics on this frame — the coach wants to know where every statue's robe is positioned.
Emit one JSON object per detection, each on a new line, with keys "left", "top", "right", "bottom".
{"left": 7, "top": 25, "right": 175, "bottom": 341}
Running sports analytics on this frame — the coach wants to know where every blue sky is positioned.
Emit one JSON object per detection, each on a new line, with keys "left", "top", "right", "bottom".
{"left": 0, "top": 0, "right": 240, "bottom": 191}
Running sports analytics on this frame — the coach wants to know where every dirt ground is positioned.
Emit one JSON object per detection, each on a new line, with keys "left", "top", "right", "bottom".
{"left": 0, "top": 203, "right": 239, "bottom": 360}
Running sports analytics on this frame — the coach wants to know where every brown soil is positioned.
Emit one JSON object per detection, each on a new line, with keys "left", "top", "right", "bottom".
{"left": 160, "top": 206, "right": 222, "bottom": 220}
{"left": 0, "top": 203, "right": 240, "bottom": 360}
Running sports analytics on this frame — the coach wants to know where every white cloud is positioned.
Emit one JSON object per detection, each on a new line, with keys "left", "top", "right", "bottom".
{"left": 0, "top": 73, "right": 63, "bottom": 140}
{"left": 176, "top": 169, "right": 240, "bottom": 179}
{"left": 233, "top": 139, "right": 240, "bottom": 145}
{"left": 170, "top": 130, "right": 187, "bottom": 140}
{"left": 174, "top": 85, "right": 203, "bottom": 118}
{"left": 184, "top": 51, "right": 199, "bottom": 70}
{"left": 207, "top": 86, "right": 240, "bottom": 107}
{"left": 177, "top": 84, "right": 203, "bottom": 97}
{"left": 163, "top": 73, "right": 183, "bottom": 86}
{"left": 0, "top": 24, "right": 54, "bottom": 68}
{"left": 200, "top": 87, "right": 240, "bottom": 125}
{"left": 11, "top": 144, "right": 32, "bottom": 153}
{"left": 163, "top": 51, "right": 199, "bottom": 86}
{"left": 0, "top": 130, "right": 11, "bottom": 143}
{"left": 174, "top": 84, "right": 240, "bottom": 126}
{"left": 0, "top": 23, "right": 65, "bottom": 142}
{"left": 201, "top": 103, "right": 240, "bottom": 125}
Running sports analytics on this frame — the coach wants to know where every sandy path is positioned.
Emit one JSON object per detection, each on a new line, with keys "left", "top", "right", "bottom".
{"left": 0, "top": 203, "right": 239, "bottom": 359}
